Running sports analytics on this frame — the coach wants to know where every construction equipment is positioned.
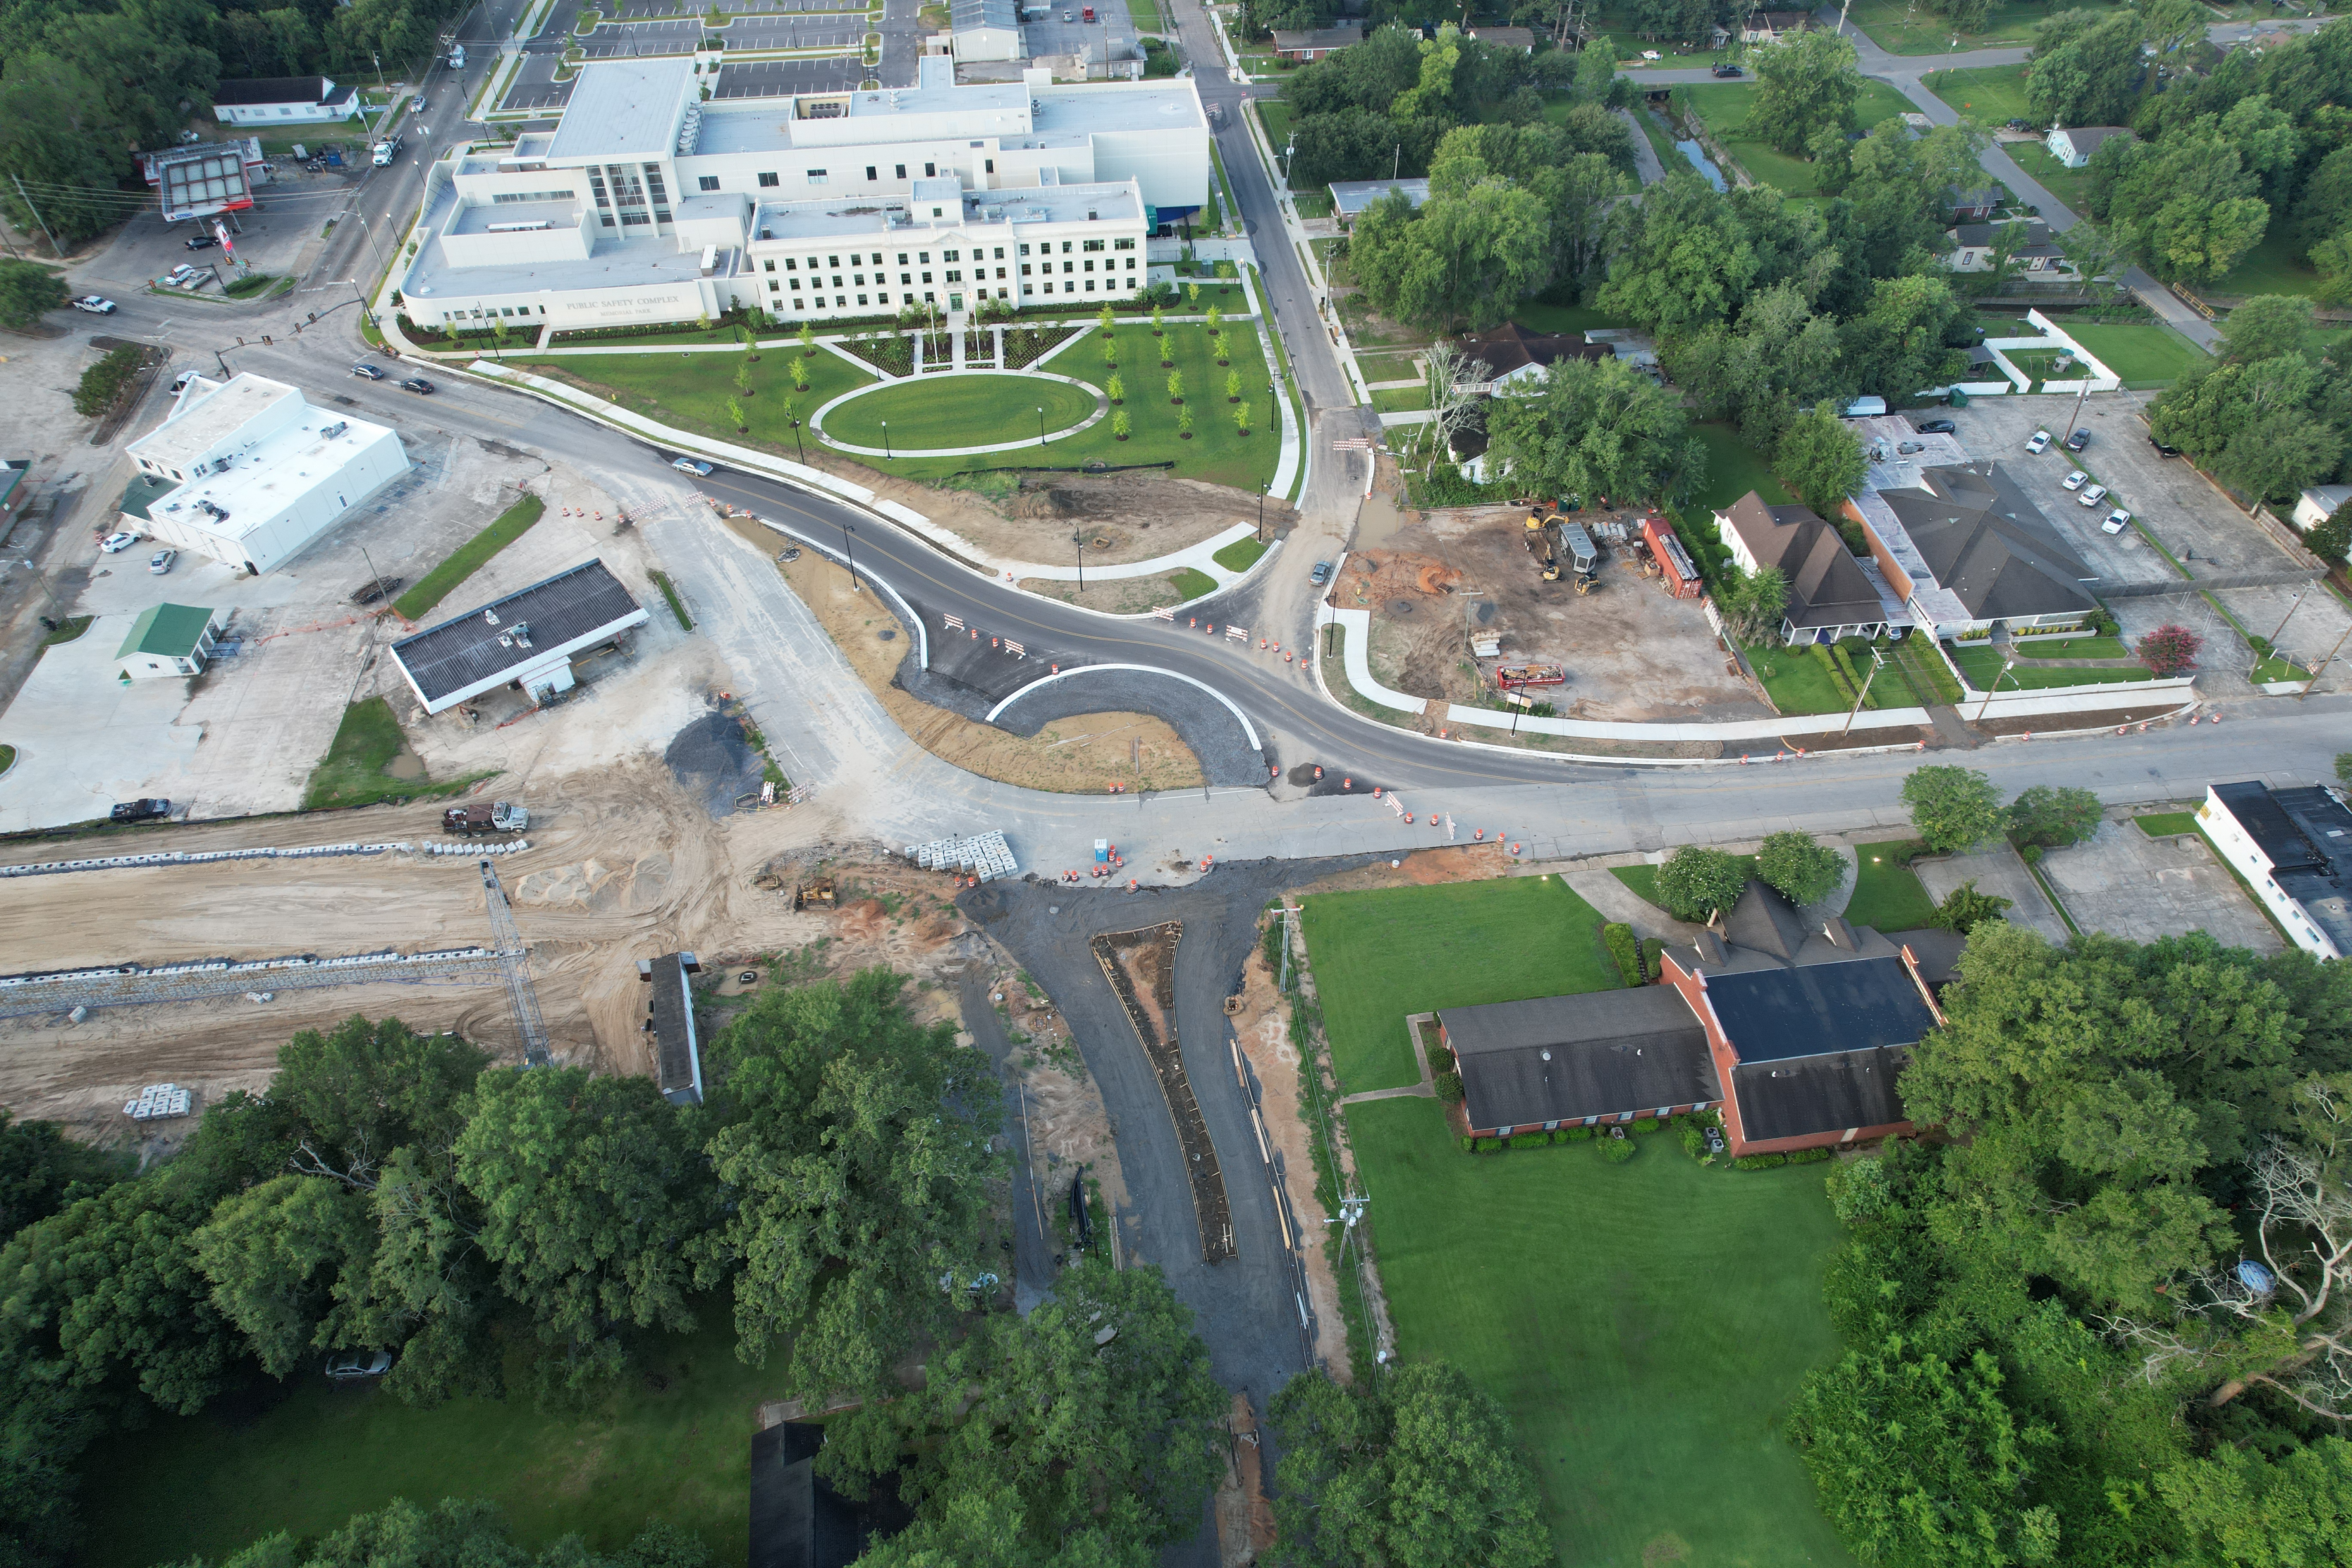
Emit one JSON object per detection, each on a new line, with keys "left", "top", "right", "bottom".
{"left": 793, "top": 876, "right": 836, "bottom": 912}
{"left": 479, "top": 860, "right": 551, "bottom": 1067}
{"left": 1495, "top": 663, "right": 1567, "bottom": 689}
{"left": 443, "top": 801, "right": 528, "bottom": 836}
{"left": 1574, "top": 572, "right": 1602, "bottom": 596}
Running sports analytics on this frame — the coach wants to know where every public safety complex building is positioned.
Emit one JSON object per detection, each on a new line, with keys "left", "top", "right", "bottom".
{"left": 393, "top": 55, "right": 1210, "bottom": 332}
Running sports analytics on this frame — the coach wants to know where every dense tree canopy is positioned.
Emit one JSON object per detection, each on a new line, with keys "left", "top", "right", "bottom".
{"left": 1745, "top": 29, "right": 1863, "bottom": 157}
{"left": 1483, "top": 354, "right": 1703, "bottom": 507}
{"left": 2147, "top": 298, "right": 2352, "bottom": 507}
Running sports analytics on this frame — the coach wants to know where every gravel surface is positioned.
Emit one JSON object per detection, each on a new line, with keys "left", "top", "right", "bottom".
{"left": 960, "top": 855, "right": 1381, "bottom": 1567}
{"left": 660, "top": 710, "right": 764, "bottom": 818}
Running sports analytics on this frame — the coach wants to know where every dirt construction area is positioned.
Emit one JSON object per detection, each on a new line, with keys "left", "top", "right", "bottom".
{"left": 1332, "top": 504, "right": 1770, "bottom": 723}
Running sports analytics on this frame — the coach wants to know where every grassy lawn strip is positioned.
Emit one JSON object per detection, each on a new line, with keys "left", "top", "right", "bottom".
{"left": 1369, "top": 384, "right": 1430, "bottom": 415}
{"left": 1299, "top": 876, "right": 1618, "bottom": 1093}
{"left": 2013, "top": 634, "right": 2128, "bottom": 659}
{"left": 2068, "top": 324, "right": 2209, "bottom": 387}
{"left": 1920, "top": 64, "right": 2032, "bottom": 127}
{"left": 1257, "top": 102, "right": 1296, "bottom": 183}
{"left": 1947, "top": 641, "right": 2152, "bottom": 689}
{"left": 301, "top": 697, "right": 493, "bottom": 811}
{"left": 1743, "top": 641, "right": 1848, "bottom": 716}
{"left": 2136, "top": 810, "right": 2201, "bottom": 837}
{"left": 649, "top": 569, "right": 692, "bottom": 630}
{"left": 1211, "top": 536, "right": 1266, "bottom": 573}
{"left": 2252, "top": 652, "right": 2312, "bottom": 683}
{"left": 2002, "top": 142, "right": 2097, "bottom": 216}
{"left": 1125, "top": 0, "right": 1161, "bottom": 28}
{"left": 1346, "top": 1095, "right": 1857, "bottom": 1568}
{"left": 74, "top": 1302, "right": 772, "bottom": 1568}
{"left": 394, "top": 494, "right": 546, "bottom": 622}
{"left": 1169, "top": 567, "right": 1217, "bottom": 600}
{"left": 42, "top": 614, "right": 92, "bottom": 647}
{"left": 826, "top": 374, "right": 1097, "bottom": 448}
{"left": 0, "top": 743, "right": 13, "bottom": 774}
{"left": 1846, "top": 840, "right": 1937, "bottom": 931}
{"left": 1845, "top": 0, "right": 2044, "bottom": 52}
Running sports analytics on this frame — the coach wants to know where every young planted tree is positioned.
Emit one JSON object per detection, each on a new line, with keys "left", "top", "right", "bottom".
{"left": 2138, "top": 623, "right": 2203, "bottom": 676}
{"left": 738, "top": 323, "right": 756, "bottom": 360}
{"left": 1111, "top": 409, "right": 1131, "bottom": 441}
{"left": 1186, "top": 281, "right": 1200, "bottom": 307}
{"left": 1655, "top": 845, "right": 1750, "bottom": 922}
{"left": 1213, "top": 331, "right": 1231, "bottom": 365}
{"left": 1107, "top": 372, "right": 1126, "bottom": 405}
{"left": 1225, "top": 367, "right": 1243, "bottom": 402}
{"left": 790, "top": 357, "right": 809, "bottom": 392}
{"left": 1097, "top": 302, "right": 1115, "bottom": 331}
{"left": 1901, "top": 766, "right": 2006, "bottom": 853}
{"left": 1206, "top": 302, "right": 1222, "bottom": 331}
{"left": 1151, "top": 303, "right": 1165, "bottom": 336}
{"left": 1234, "top": 401, "right": 1251, "bottom": 436}
{"left": 1102, "top": 331, "right": 1118, "bottom": 367}
{"left": 798, "top": 320, "right": 815, "bottom": 355}
{"left": 1177, "top": 404, "right": 1194, "bottom": 439}
{"left": 1167, "top": 368, "right": 1184, "bottom": 404}
{"left": 733, "top": 356, "right": 753, "bottom": 396}
{"left": 1756, "top": 830, "right": 1844, "bottom": 906}
{"left": 726, "top": 395, "right": 747, "bottom": 432}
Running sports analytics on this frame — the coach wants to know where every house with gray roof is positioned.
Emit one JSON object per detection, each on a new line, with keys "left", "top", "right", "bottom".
{"left": 1714, "top": 491, "right": 1893, "bottom": 644}
{"left": 1858, "top": 462, "right": 2101, "bottom": 636}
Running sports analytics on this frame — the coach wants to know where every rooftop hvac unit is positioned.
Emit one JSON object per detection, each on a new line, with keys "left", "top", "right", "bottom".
{"left": 319, "top": 420, "right": 347, "bottom": 438}
{"left": 484, "top": 608, "right": 501, "bottom": 625}
{"left": 698, "top": 244, "right": 717, "bottom": 276}
{"left": 759, "top": 227, "right": 772, "bottom": 239}
{"left": 510, "top": 622, "right": 532, "bottom": 649}
{"left": 487, "top": 219, "right": 552, "bottom": 232}
{"left": 677, "top": 103, "right": 702, "bottom": 155}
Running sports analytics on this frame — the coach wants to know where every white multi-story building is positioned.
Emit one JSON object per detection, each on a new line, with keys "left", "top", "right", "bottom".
{"left": 392, "top": 54, "right": 1207, "bottom": 332}
{"left": 119, "top": 374, "right": 410, "bottom": 575}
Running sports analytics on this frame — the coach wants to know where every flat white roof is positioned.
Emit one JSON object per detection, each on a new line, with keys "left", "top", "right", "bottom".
{"left": 546, "top": 58, "right": 694, "bottom": 163}
{"left": 750, "top": 176, "right": 1141, "bottom": 241}
{"left": 142, "top": 406, "right": 397, "bottom": 543}
{"left": 129, "top": 374, "right": 301, "bottom": 471}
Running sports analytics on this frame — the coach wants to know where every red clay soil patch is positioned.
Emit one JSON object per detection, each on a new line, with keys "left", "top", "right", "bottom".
{"left": 1092, "top": 922, "right": 1234, "bottom": 1263}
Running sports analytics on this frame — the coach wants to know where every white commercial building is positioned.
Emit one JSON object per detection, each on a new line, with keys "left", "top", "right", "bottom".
{"left": 392, "top": 54, "right": 1206, "bottom": 332}
{"left": 119, "top": 374, "right": 410, "bottom": 575}
{"left": 211, "top": 76, "right": 364, "bottom": 126}
{"left": 952, "top": 0, "right": 1026, "bottom": 62}
{"left": 2200, "top": 782, "right": 2352, "bottom": 961}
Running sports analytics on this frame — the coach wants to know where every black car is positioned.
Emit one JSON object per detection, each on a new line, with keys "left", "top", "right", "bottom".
{"left": 2006, "top": 118, "right": 2033, "bottom": 132}
{"left": 2064, "top": 428, "right": 2091, "bottom": 453}
{"left": 1913, "top": 418, "right": 1957, "bottom": 435}
{"left": 1712, "top": 62, "right": 1743, "bottom": 76}
{"left": 352, "top": 362, "right": 386, "bottom": 380}
{"left": 399, "top": 378, "right": 435, "bottom": 395}
{"left": 110, "top": 799, "right": 171, "bottom": 823}
{"left": 2151, "top": 438, "right": 2183, "bottom": 458}
{"left": 1309, "top": 560, "right": 1333, "bottom": 585}
{"left": 184, "top": 234, "right": 217, "bottom": 250}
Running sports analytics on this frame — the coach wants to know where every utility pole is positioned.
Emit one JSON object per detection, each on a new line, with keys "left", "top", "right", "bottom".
{"left": 1072, "top": 530, "right": 1085, "bottom": 592}
{"left": 1973, "top": 654, "right": 2015, "bottom": 722}
{"left": 2060, "top": 374, "right": 2091, "bottom": 447}
{"left": 10, "top": 173, "right": 60, "bottom": 258}
{"left": 2266, "top": 583, "right": 2309, "bottom": 646}
{"left": 2302, "top": 619, "right": 2351, "bottom": 700}
{"left": 1839, "top": 646, "right": 1886, "bottom": 736}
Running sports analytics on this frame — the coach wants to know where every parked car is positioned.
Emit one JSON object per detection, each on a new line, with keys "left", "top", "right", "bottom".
{"left": 2061, "top": 469, "right": 2089, "bottom": 491}
{"left": 671, "top": 456, "right": 713, "bottom": 476}
{"left": 171, "top": 370, "right": 196, "bottom": 391}
{"left": 2006, "top": 117, "right": 2034, "bottom": 132}
{"left": 2064, "top": 428, "right": 2091, "bottom": 453}
{"left": 2026, "top": 429, "right": 2053, "bottom": 454}
{"left": 148, "top": 548, "right": 176, "bottom": 575}
{"left": 2079, "top": 483, "right": 2109, "bottom": 507}
{"left": 1309, "top": 560, "right": 1333, "bottom": 585}
{"left": 99, "top": 530, "right": 138, "bottom": 552}
{"left": 70, "top": 295, "right": 116, "bottom": 314}
{"left": 2151, "top": 438, "right": 2183, "bottom": 458}
{"left": 351, "top": 362, "right": 386, "bottom": 380}
{"left": 1913, "top": 418, "right": 1957, "bottom": 435}
{"left": 184, "top": 233, "right": 217, "bottom": 250}
{"left": 2102, "top": 508, "right": 2132, "bottom": 535}
{"left": 398, "top": 377, "right": 435, "bottom": 394}
{"left": 1712, "top": 61, "right": 1743, "bottom": 76}
{"left": 325, "top": 1350, "right": 393, "bottom": 1383}
{"left": 109, "top": 799, "right": 171, "bottom": 823}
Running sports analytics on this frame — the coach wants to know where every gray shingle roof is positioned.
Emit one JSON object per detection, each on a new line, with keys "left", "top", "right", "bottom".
{"left": 391, "top": 559, "right": 645, "bottom": 703}
{"left": 1733, "top": 1046, "right": 1910, "bottom": 1142}
{"left": 1879, "top": 462, "right": 2098, "bottom": 621}
{"left": 1442, "top": 988, "right": 1719, "bottom": 1130}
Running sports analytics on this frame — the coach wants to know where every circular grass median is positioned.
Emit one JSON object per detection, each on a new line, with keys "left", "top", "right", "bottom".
{"left": 818, "top": 373, "right": 1100, "bottom": 453}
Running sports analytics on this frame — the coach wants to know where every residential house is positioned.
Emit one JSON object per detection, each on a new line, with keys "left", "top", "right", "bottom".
{"left": 1453, "top": 320, "right": 1613, "bottom": 393}
{"left": 1444, "top": 880, "right": 1964, "bottom": 1157}
{"left": 1946, "top": 220, "right": 2067, "bottom": 274}
{"left": 210, "top": 76, "right": 362, "bottom": 126}
{"left": 1466, "top": 25, "right": 1535, "bottom": 50}
{"left": 1327, "top": 178, "right": 1429, "bottom": 228}
{"left": 1850, "top": 461, "right": 2102, "bottom": 637}
{"left": 2199, "top": 782, "right": 2352, "bottom": 960}
{"left": 115, "top": 603, "right": 223, "bottom": 680}
{"left": 750, "top": 1420, "right": 911, "bottom": 1568}
{"left": 1945, "top": 185, "right": 2003, "bottom": 221}
{"left": 2292, "top": 484, "right": 2352, "bottom": 534}
{"left": 1715, "top": 491, "right": 1897, "bottom": 643}
{"left": 2045, "top": 125, "right": 2132, "bottom": 168}
{"left": 1271, "top": 24, "right": 1361, "bottom": 58}
{"left": 1740, "top": 9, "right": 1811, "bottom": 43}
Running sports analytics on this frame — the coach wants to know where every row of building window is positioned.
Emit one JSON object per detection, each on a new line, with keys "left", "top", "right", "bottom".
{"left": 491, "top": 190, "right": 575, "bottom": 205}
{"left": 758, "top": 238, "right": 1135, "bottom": 275}
{"left": 766, "top": 256, "right": 1137, "bottom": 289}
{"left": 762, "top": 275, "right": 1141, "bottom": 308}
{"left": 699, "top": 159, "right": 985, "bottom": 192}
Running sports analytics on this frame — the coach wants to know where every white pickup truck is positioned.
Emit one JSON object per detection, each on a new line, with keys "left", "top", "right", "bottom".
{"left": 371, "top": 136, "right": 401, "bottom": 167}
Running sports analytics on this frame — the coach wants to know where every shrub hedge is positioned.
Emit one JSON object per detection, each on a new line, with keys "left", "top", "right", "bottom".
{"left": 1603, "top": 921, "right": 1645, "bottom": 988}
{"left": 1427, "top": 1042, "right": 1456, "bottom": 1074}
{"left": 1433, "top": 1070, "right": 1465, "bottom": 1104}
{"left": 1733, "top": 1153, "right": 1787, "bottom": 1170}
{"left": 1631, "top": 1116, "right": 1660, "bottom": 1135}
{"left": 1785, "top": 1146, "right": 1834, "bottom": 1165}
{"left": 1475, "top": 1136, "right": 1504, "bottom": 1153}
{"left": 1565, "top": 1125, "right": 1593, "bottom": 1141}
{"left": 1600, "top": 1136, "right": 1637, "bottom": 1163}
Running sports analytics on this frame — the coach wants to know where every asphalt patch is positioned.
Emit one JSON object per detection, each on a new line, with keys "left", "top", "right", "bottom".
{"left": 661, "top": 710, "right": 764, "bottom": 818}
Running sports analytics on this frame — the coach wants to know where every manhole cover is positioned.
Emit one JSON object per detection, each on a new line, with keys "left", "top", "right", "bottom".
{"left": 877, "top": 628, "right": 897, "bottom": 640}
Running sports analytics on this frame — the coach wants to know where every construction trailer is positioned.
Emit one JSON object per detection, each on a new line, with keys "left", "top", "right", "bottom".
{"left": 1495, "top": 663, "right": 1567, "bottom": 689}
{"left": 1643, "top": 514, "right": 1703, "bottom": 599}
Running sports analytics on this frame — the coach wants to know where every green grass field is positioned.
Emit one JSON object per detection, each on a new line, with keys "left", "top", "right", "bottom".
{"left": 1256, "top": 101, "right": 1297, "bottom": 184}
{"left": 1846, "top": 841, "right": 1937, "bottom": 931}
{"left": 822, "top": 373, "right": 1099, "bottom": 449}
{"left": 302, "top": 697, "right": 490, "bottom": 811}
{"left": 2012, "top": 633, "right": 2128, "bottom": 659}
{"left": 1346, "top": 1096, "right": 1857, "bottom": 1568}
{"left": 1124, "top": 0, "right": 1161, "bottom": 28}
{"left": 75, "top": 1304, "right": 774, "bottom": 1568}
{"left": 1170, "top": 566, "right": 1216, "bottom": 599}
{"left": 1948, "top": 641, "right": 2153, "bottom": 690}
{"left": 1846, "top": 0, "right": 2046, "bottom": 52}
{"left": 2135, "top": 810, "right": 2201, "bottom": 837}
{"left": 392, "top": 494, "right": 546, "bottom": 622}
{"left": 2067, "top": 324, "right": 2210, "bottom": 387}
{"left": 1674, "top": 422, "right": 1790, "bottom": 551}
{"left": 1743, "top": 641, "right": 1851, "bottom": 716}
{"left": 2211, "top": 228, "right": 2324, "bottom": 300}
{"left": 1684, "top": 80, "right": 1913, "bottom": 195}
{"left": 1510, "top": 300, "right": 1626, "bottom": 337}
{"left": 515, "top": 344, "right": 876, "bottom": 454}
{"left": 1298, "top": 876, "right": 1617, "bottom": 1093}
{"left": 1921, "top": 63, "right": 2033, "bottom": 128}
{"left": 1369, "top": 384, "right": 1429, "bottom": 414}
{"left": 2003, "top": 143, "right": 2097, "bottom": 217}
{"left": 1211, "top": 535, "right": 1267, "bottom": 573}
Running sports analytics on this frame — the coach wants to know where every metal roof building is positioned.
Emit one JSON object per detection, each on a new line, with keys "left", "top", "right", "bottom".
{"left": 638, "top": 951, "right": 704, "bottom": 1105}
{"left": 390, "top": 559, "right": 649, "bottom": 715}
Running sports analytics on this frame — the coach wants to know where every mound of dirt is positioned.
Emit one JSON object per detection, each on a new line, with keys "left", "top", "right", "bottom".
{"left": 662, "top": 710, "right": 764, "bottom": 818}
{"left": 513, "top": 854, "right": 674, "bottom": 913}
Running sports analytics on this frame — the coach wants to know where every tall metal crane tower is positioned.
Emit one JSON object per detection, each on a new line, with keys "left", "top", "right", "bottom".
{"left": 479, "top": 859, "right": 551, "bottom": 1067}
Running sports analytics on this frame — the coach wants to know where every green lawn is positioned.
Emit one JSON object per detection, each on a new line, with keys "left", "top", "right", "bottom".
{"left": 823, "top": 373, "right": 1098, "bottom": 449}
{"left": 1612, "top": 856, "right": 1765, "bottom": 916}
{"left": 42, "top": 614, "right": 92, "bottom": 647}
{"left": 2211, "top": 228, "right": 2324, "bottom": 301}
{"left": 2067, "top": 324, "right": 2209, "bottom": 387}
{"left": 1369, "top": 384, "right": 1430, "bottom": 414}
{"left": 1743, "top": 641, "right": 1850, "bottom": 717}
{"left": 393, "top": 493, "right": 546, "bottom": 622}
{"left": 1257, "top": 101, "right": 1297, "bottom": 184}
{"left": 1947, "top": 641, "right": 2153, "bottom": 690}
{"left": 514, "top": 343, "right": 875, "bottom": 457}
{"left": 1846, "top": 841, "right": 1937, "bottom": 931}
{"left": 1684, "top": 81, "right": 1913, "bottom": 195}
{"left": 2003, "top": 143, "right": 2097, "bottom": 217}
{"left": 2013, "top": 633, "right": 2128, "bottom": 659}
{"left": 1170, "top": 567, "right": 1217, "bottom": 600}
{"left": 1211, "top": 535, "right": 1267, "bottom": 573}
{"left": 1510, "top": 300, "right": 1626, "bottom": 337}
{"left": 302, "top": 697, "right": 491, "bottom": 811}
{"left": 1291, "top": 189, "right": 1334, "bottom": 221}
{"left": 1846, "top": 0, "right": 2046, "bottom": 52}
{"left": 2135, "top": 810, "right": 2201, "bottom": 837}
{"left": 1920, "top": 64, "right": 2033, "bottom": 128}
{"left": 2006, "top": 346, "right": 2090, "bottom": 391}
{"left": 1346, "top": 1096, "right": 1857, "bottom": 1568}
{"left": 75, "top": 1303, "right": 775, "bottom": 1568}
{"left": 1299, "top": 876, "right": 1617, "bottom": 1094}
{"left": 1124, "top": 0, "right": 1161, "bottom": 28}
{"left": 1673, "top": 422, "right": 1789, "bottom": 554}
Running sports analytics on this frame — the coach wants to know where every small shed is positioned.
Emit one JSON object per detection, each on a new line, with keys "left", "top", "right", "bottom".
{"left": 638, "top": 951, "right": 704, "bottom": 1106}
{"left": 116, "top": 602, "right": 223, "bottom": 679}
{"left": 2292, "top": 484, "right": 2352, "bottom": 534}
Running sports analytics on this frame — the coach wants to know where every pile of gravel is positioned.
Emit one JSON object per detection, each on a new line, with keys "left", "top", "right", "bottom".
{"left": 662, "top": 710, "right": 765, "bottom": 818}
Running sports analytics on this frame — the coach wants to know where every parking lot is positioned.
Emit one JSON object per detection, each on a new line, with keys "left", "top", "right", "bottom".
{"left": 1935, "top": 392, "right": 2303, "bottom": 584}
{"left": 2040, "top": 818, "right": 2282, "bottom": 952}
{"left": 75, "top": 170, "right": 369, "bottom": 300}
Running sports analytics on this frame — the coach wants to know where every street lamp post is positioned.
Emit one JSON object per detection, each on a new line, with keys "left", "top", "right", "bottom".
{"left": 841, "top": 521, "right": 858, "bottom": 591}
{"left": 790, "top": 416, "right": 805, "bottom": 463}
{"left": 1036, "top": 405, "right": 1046, "bottom": 446}
{"left": 882, "top": 420, "right": 891, "bottom": 460}
{"left": 1072, "top": 530, "right": 1085, "bottom": 593}
{"left": 1257, "top": 486, "right": 1266, "bottom": 542}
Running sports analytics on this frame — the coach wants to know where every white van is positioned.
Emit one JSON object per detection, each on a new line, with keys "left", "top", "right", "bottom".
{"left": 1840, "top": 395, "right": 1889, "bottom": 418}
{"left": 448, "top": 44, "right": 466, "bottom": 68}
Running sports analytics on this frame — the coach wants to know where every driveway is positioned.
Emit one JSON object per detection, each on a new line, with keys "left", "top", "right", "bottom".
{"left": 1911, "top": 842, "right": 2068, "bottom": 943}
{"left": 2040, "top": 819, "right": 2282, "bottom": 951}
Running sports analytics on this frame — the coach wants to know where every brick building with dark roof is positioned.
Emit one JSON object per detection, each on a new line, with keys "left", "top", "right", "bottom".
{"left": 1859, "top": 461, "right": 2101, "bottom": 635}
{"left": 1442, "top": 882, "right": 1960, "bottom": 1156}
